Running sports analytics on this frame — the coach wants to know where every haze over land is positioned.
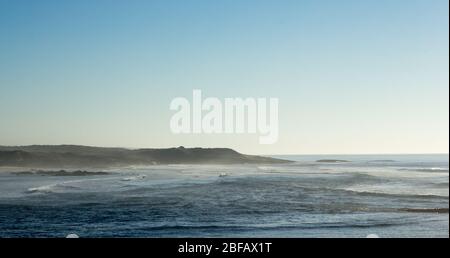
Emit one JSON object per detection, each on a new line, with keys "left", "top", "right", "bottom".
{"left": 0, "top": 145, "right": 291, "bottom": 168}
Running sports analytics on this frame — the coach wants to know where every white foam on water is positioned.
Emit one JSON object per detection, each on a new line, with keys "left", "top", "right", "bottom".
{"left": 25, "top": 176, "right": 126, "bottom": 194}
{"left": 27, "top": 184, "right": 57, "bottom": 194}
{"left": 66, "top": 233, "right": 79, "bottom": 238}
{"left": 122, "top": 175, "right": 147, "bottom": 181}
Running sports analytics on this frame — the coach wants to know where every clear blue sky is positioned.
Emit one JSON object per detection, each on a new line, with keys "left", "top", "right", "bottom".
{"left": 0, "top": 0, "right": 448, "bottom": 154}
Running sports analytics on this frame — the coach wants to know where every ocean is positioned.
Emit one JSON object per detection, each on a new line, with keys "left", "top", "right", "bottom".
{"left": 0, "top": 154, "right": 448, "bottom": 238}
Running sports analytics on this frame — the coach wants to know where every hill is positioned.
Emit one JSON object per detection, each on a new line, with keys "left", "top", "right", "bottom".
{"left": 0, "top": 145, "right": 292, "bottom": 168}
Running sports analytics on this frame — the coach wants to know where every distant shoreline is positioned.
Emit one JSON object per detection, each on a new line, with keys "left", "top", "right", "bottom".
{"left": 0, "top": 145, "right": 293, "bottom": 168}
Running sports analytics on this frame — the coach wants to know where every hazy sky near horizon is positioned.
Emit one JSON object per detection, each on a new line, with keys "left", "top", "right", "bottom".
{"left": 0, "top": 0, "right": 448, "bottom": 155}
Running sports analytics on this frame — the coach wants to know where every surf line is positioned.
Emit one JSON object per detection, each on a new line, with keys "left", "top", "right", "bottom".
{"left": 169, "top": 89, "right": 279, "bottom": 144}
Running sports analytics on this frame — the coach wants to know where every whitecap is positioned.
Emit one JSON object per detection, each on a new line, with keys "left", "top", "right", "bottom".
{"left": 66, "top": 233, "right": 79, "bottom": 238}
{"left": 121, "top": 175, "right": 146, "bottom": 181}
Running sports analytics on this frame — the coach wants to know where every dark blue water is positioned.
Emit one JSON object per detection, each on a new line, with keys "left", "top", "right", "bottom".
{"left": 0, "top": 154, "right": 448, "bottom": 237}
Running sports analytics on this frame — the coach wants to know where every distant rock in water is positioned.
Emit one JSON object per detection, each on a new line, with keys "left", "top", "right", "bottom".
{"left": 399, "top": 168, "right": 449, "bottom": 173}
{"left": 0, "top": 145, "right": 292, "bottom": 168}
{"left": 399, "top": 208, "right": 449, "bottom": 214}
{"left": 316, "top": 159, "right": 350, "bottom": 163}
{"left": 368, "top": 160, "right": 396, "bottom": 163}
{"left": 13, "top": 169, "right": 110, "bottom": 176}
